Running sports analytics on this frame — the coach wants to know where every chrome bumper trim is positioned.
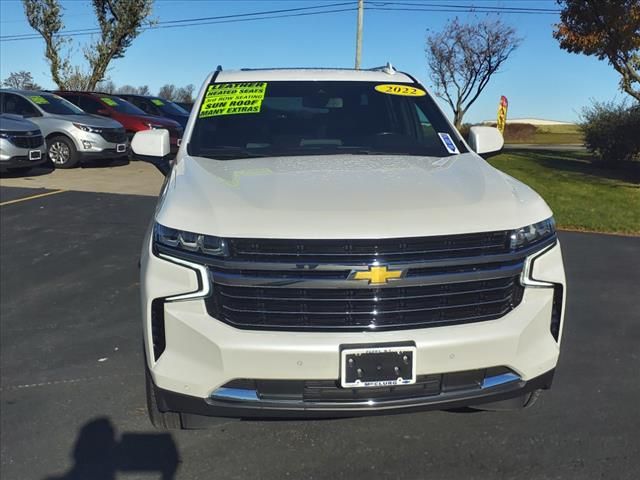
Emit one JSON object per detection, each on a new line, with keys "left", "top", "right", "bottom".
{"left": 209, "top": 371, "right": 522, "bottom": 407}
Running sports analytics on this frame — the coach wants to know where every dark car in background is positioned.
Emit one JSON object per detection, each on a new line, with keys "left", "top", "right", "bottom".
{"left": 175, "top": 102, "right": 193, "bottom": 113}
{"left": 55, "top": 91, "right": 183, "bottom": 153}
{"left": 117, "top": 94, "right": 190, "bottom": 129}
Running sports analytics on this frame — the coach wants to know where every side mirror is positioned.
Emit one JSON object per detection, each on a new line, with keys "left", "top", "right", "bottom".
{"left": 131, "top": 129, "right": 172, "bottom": 176}
{"left": 468, "top": 126, "right": 504, "bottom": 159}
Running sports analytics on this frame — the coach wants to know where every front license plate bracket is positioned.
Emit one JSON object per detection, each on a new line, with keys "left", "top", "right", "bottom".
{"left": 340, "top": 345, "right": 417, "bottom": 388}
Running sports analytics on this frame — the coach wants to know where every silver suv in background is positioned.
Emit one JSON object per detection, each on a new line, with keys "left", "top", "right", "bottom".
{"left": 0, "top": 90, "right": 128, "bottom": 168}
{"left": 0, "top": 114, "right": 47, "bottom": 173}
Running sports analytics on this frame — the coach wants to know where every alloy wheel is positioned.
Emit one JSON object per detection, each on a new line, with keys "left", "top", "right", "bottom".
{"left": 49, "top": 141, "right": 71, "bottom": 165}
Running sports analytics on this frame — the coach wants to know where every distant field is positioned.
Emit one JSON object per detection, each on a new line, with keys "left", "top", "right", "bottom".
{"left": 503, "top": 123, "right": 584, "bottom": 145}
{"left": 489, "top": 149, "right": 640, "bottom": 235}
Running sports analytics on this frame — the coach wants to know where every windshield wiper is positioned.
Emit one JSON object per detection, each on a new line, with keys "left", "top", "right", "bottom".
{"left": 193, "top": 146, "right": 267, "bottom": 159}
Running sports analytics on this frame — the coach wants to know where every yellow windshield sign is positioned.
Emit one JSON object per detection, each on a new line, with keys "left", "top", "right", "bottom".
{"left": 351, "top": 266, "right": 404, "bottom": 285}
{"left": 199, "top": 82, "right": 267, "bottom": 118}
{"left": 151, "top": 99, "right": 165, "bottom": 106}
{"left": 101, "top": 97, "right": 118, "bottom": 107}
{"left": 29, "top": 95, "right": 49, "bottom": 105}
{"left": 375, "top": 84, "right": 426, "bottom": 97}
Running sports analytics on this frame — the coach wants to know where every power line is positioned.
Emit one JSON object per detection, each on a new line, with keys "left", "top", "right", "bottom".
{"left": 0, "top": 1, "right": 561, "bottom": 43}
{"left": 0, "top": 2, "right": 355, "bottom": 41}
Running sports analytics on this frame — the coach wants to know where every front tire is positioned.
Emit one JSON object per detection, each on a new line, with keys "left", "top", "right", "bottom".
{"left": 145, "top": 364, "right": 182, "bottom": 430}
{"left": 48, "top": 135, "right": 79, "bottom": 169}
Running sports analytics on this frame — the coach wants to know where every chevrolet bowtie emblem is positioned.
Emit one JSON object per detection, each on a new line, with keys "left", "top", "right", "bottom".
{"left": 351, "top": 265, "right": 404, "bottom": 285}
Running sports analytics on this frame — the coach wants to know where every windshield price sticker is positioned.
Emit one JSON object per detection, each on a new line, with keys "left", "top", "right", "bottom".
{"left": 375, "top": 84, "right": 426, "bottom": 97}
{"left": 101, "top": 97, "right": 118, "bottom": 107}
{"left": 29, "top": 95, "right": 49, "bottom": 104}
{"left": 438, "top": 133, "right": 460, "bottom": 154}
{"left": 199, "top": 82, "right": 268, "bottom": 118}
{"left": 151, "top": 99, "right": 165, "bottom": 106}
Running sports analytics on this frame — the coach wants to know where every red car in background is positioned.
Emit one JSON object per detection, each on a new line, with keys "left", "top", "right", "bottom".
{"left": 55, "top": 91, "right": 183, "bottom": 153}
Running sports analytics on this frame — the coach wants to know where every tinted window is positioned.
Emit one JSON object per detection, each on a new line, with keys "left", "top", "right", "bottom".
{"left": 153, "top": 99, "right": 188, "bottom": 115}
{"left": 2, "top": 93, "right": 40, "bottom": 117}
{"left": 189, "top": 81, "right": 465, "bottom": 159}
{"left": 29, "top": 93, "right": 85, "bottom": 115}
{"left": 79, "top": 96, "right": 105, "bottom": 114}
{"left": 98, "top": 95, "right": 146, "bottom": 115}
{"left": 131, "top": 98, "right": 159, "bottom": 115}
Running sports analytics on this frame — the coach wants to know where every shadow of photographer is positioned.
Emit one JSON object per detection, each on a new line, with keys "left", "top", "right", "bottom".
{"left": 44, "top": 417, "right": 179, "bottom": 480}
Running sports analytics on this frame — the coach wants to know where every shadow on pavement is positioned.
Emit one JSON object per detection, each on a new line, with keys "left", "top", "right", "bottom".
{"left": 80, "top": 157, "right": 131, "bottom": 169}
{"left": 0, "top": 165, "right": 54, "bottom": 178}
{"left": 43, "top": 417, "right": 180, "bottom": 480}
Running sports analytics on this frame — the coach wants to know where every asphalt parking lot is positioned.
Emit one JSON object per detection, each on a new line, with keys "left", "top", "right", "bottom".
{"left": 1, "top": 185, "right": 639, "bottom": 480}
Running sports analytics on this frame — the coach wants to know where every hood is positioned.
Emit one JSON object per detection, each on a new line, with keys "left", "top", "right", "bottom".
{"left": 156, "top": 153, "right": 553, "bottom": 239}
{"left": 46, "top": 114, "right": 123, "bottom": 129}
{"left": 0, "top": 114, "right": 40, "bottom": 132}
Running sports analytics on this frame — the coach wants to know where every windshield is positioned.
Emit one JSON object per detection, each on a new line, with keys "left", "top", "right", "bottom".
{"left": 100, "top": 95, "right": 147, "bottom": 115}
{"left": 151, "top": 98, "right": 189, "bottom": 115}
{"left": 31, "top": 94, "right": 85, "bottom": 115}
{"left": 188, "top": 81, "right": 465, "bottom": 159}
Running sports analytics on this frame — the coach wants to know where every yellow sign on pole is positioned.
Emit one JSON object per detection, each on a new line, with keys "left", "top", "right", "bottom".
{"left": 496, "top": 96, "right": 508, "bottom": 135}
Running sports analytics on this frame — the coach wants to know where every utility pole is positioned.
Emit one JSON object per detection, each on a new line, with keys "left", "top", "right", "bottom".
{"left": 355, "top": 0, "right": 364, "bottom": 69}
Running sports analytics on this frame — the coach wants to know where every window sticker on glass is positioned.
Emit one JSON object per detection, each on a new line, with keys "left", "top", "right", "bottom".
{"left": 374, "top": 84, "right": 426, "bottom": 97}
{"left": 29, "top": 95, "right": 49, "bottom": 104}
{"left": 438, "top": 133, "right": 460, "bottom": 154}
{"left": 151, "top": 99, "right": 165, "bottom": 106}
{"left": 101, "top": 97, "right": 118, "bottom": 107}
{"left": 199, "top": 82, "right": 268, "bottom": 118}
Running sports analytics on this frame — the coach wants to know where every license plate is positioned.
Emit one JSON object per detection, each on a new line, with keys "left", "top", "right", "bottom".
{"left": 29, "top": 150, "right": 41, "bottom": 161}
{"left": 341, "top": 345, "right": 416, "bottom": 388}
{"left": 116, "top": 144, "right": 126, "bottom": 153}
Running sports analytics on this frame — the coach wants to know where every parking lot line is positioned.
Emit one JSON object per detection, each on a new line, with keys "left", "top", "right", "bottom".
{"left": 0, "top": 189, "right": 66, "bottom": 207}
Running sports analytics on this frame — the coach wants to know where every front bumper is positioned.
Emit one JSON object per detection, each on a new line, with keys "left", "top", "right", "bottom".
{"left": 152, "top": 368, "right": 555, "bottom": 421}
{"left": 72, "top": 130, "right": 128, "bottom": 159}
{"left": 0, "top": 139, "right": 47, "bottom": 169}
{"left": 141, "top": 237, "right": 566, "bottom": 418}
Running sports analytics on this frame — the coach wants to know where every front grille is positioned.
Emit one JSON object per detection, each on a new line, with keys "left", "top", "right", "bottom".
{"left": 99, "top": 128, "right": 126, "bottom": 143}
{"left": 161, "top": 230, "right": 555, "bottom": 332}
{"left": 205, "top": 276, "right": 524, "bottom": 331}
{"left": 6, "top": 132, "right": 44, "bottom": 149}
{"left": 228, "top": 231, "right": 511, "bottom": 264}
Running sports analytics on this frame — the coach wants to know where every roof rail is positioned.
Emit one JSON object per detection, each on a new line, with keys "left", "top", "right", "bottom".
{"left": 369, "top": 62, "right": 396, "bottom": 75}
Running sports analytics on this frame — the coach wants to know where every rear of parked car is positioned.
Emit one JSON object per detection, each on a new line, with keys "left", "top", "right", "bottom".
{"left": 56, "top": 92, "right": 183, "bottom": 153}
{"left": 0, "top": 89, "right": 127, "bottom": 168}
{"left": 117, "top": 94, "right": 190, "bottom": 129}
{"left": 0, "top": 114, "right": 47, "bottom": 172}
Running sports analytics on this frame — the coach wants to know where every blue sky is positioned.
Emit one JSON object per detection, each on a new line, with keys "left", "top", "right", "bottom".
{"left": 0, "top": 0, "right": 622, "bottom": 123}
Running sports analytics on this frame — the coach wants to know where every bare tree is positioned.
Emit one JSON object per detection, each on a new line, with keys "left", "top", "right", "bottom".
{"left": 2, "top": 71, "right": 42, "bottom": 90}
{"left": 426, "top": 18, "right": 521, "bottom": 128}
{"left": 23, "top": 0, "right": 154, "bottom": 91}
{"left": 137, "top": 85, "right": 150, "bottom": 95}
{"left": 97, "top": 79, "right": 117, "bottom": 93}
{"left": 175, "top": 84, "right": 195, "bottom": 103}
{"left": 158, "top": 84, "right": 177, "bottom": 100}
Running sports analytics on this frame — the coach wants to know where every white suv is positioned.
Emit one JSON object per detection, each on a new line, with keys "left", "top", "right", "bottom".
{"left": 132, "top": 66, "right": 566, "bottom": 429}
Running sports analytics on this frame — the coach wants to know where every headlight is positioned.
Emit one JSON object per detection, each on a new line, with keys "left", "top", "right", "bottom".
{"left": 510, "top": 217, "right": 556, "bottom": 250}
{"left": 0, "top": 132, "right": 11, "bottom": 139}
{"left": 73, "top": 123, "right": 103, "bottom": 133}
{"left": 153, "top": 223, "right": 227, "bottom": 256}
